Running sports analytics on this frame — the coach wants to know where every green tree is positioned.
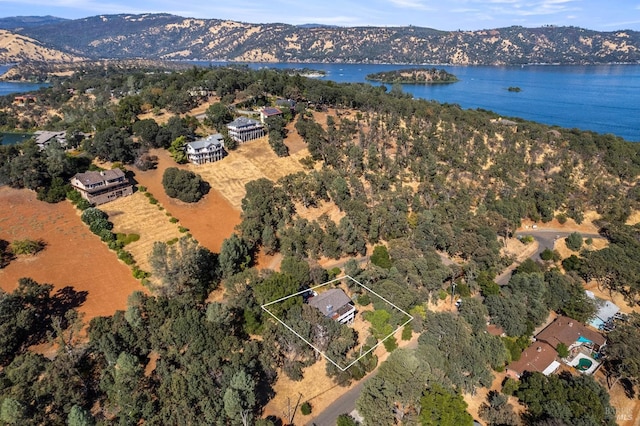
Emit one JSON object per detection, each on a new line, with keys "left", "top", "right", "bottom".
{"left": 168, "top": 135, "right": 188, "bottom": 164}
{"left": 478, "top": 391, "right": 519, "bottom": 426}
{"left": 148, "top": 236, "right": 218, "bottom": 301}
{"left": 223, "top": 370, "right": 256, "bottom": 425}
{"left": 219, "top": 233, "right": 251, "bottom": 278}
{"left": 162, "top": 167, "right": 208, "bottom": 202}
{"left": 371, "top": 245, "right": 392, "bottom": 269}
{"left": 565, "top": 232, "right": 583, "bottom": 251}
{"left": 205, "top": 102, "right": 233, "bottom": 131}
{"left": 419, "top": 383, "right": 473, "bottom": 426}
{"left": 0, "top": 398, "right": 26, "bottom": 425}
{"left": 67, "top": 405, "right": 95, "bottom": 426}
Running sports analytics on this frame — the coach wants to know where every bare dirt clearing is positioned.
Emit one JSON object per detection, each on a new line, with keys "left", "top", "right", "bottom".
{"left": 0, "top": 187, "right": 143, "bottom": 319}
{"left": 131, "top": 149, "right": 240, "bottom": 253}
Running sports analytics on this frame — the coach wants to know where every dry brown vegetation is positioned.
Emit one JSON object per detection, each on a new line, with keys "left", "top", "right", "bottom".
{"left": 0, "top": 187, "right": 143, "bottom": 320}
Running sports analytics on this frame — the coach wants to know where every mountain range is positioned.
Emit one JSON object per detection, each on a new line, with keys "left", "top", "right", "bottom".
{"left": 1, "top": 13, "right": 639, "bottom": 65}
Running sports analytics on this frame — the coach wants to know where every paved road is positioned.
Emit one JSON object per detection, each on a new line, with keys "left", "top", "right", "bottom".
{"left": 496, "top": 229, "right": 602, "bottom": 286}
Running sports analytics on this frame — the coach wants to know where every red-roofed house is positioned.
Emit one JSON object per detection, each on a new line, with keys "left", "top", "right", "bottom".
{"left": 506, "top": 342, "right": 560, "bottom": 379}
{"left": 259, "top": 106, "right": 283, "bottom": 123}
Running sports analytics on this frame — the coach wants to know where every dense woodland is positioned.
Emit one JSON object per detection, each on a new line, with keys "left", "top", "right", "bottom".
{"left": 1, "top": 64, "right": 640, "bottom": 424}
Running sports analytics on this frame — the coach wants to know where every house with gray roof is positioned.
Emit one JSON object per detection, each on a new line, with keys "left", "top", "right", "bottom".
{"left": 226, "top": 117, "right": 265, "bottom": 143}
{"left": 308, "top": 288, "right": 355, "bottom": 325}
{"left": 186, "top": 134, "right": 226, "bottom": 165}
{"left": 70, "top": 169, "right": 133, "bottom": 205}
{"left": 34, "top": 131, "right": 67, "bottom": 150}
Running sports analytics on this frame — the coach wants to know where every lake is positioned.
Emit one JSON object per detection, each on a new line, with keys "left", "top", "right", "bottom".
{"left": 0, "top": 66, "right": 48, "bottom": 97}
{"left": 2, "top": 63, "right": 639, "bottom": 141}
{"left": 200, "top": 61, "right": 640, "bottom": 142}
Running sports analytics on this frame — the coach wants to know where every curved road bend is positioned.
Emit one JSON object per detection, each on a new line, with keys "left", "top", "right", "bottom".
{"left": 496, "top": 229, "right": 602, "bottom": 286}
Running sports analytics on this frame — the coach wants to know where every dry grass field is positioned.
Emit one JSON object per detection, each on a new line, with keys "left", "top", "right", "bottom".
{"left": 101, "top": 191, "right": 184, "bottom": 274}
{"left": 0, "top": 187, "right": 143, "bottom": 319}
{"left": 192, "top": 136, "right": 309, "bottom": 209}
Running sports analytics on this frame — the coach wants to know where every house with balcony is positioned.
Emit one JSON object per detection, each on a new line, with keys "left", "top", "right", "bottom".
{"left": 70, "top": 169, "right": 133, "bottom": 205}
{"left": 186, "top": 134, "right": 226, "bottom": 165}
{"left": 226, "top": 117, "right": 265, "bottom": 144}
{"left": 308, "top": 288, "right": 356, "bottom": 325}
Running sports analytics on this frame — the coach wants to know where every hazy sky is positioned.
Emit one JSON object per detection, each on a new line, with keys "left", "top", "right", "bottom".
{"left": 1, "top": 0, "right": 639, "bottom": 31}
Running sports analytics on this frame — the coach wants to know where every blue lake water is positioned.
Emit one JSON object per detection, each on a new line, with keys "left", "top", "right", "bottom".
{"left": 202, "top": 62, "right": 640, "bottom": 142}
{"left": 2, "top": 63, "right": 639, "bottom": 141}
{"left": 0, "top": 66, "right": 48, "bottom": 97}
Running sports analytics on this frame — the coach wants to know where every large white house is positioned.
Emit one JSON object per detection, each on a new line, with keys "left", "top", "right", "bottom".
{"left": 226, "top": 117, "right": 265, "bottom": 143}
{"left": 186, "top": 134, "right": 226, "bottom": 165}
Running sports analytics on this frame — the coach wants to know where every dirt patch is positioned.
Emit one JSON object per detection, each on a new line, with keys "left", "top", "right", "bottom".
{"left": 603, "top": 372, "right": 640, "bottom": 426}
{"left": 554, "top": 237, "right": 608, "bottom": 260}
{"left": 520, "top": 210, "right": 601, "bottom": 234}
{"left": 130, "top": 149, "right": 240, "bottom": 253}
{"left": 0, "top": 187, "right": 143, "bottom": 320}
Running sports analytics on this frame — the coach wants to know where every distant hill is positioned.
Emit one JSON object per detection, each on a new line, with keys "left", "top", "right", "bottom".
{"left": 0, "top": 15, "right": 68, "bottom": 30}
{"left": 7, "top": 14, "right": 640, "bottom": 65}
{"left": 0, "top": 30, "right": 84, "bottom": 64}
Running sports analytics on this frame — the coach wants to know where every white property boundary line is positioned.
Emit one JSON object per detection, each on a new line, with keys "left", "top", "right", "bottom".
{"left": 261, "top": 275, "right": 414, "bottom": 371}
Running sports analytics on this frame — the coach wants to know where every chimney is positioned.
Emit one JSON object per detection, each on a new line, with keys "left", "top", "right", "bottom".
{"left": 537, "top": 346, "right": 542, "bottom": 352}
{"left": 326, "top": 304, "right": 333, "bottom": 314}
{"left": 569, "top": 322, "right": 573, "bottom": 327}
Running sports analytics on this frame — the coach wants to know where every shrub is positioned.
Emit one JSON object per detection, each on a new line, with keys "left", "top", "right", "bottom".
{"left": 178, "top": 226, "right": 189, "bottom": 233}
{"left": 162, "top": 167, "right": 209, "bottom": 203}
{"left": 438, "top": 289, "right": 448, "bottom": 300}
{"left": 117, "top": 249, "right": 135, "bottom": 265}
{"left": 371, "top": 245, "right": 392, "bottom": 269}
{"left": 138, "top": 185, "right": 147, "bottom": 192}
{"left": 402, "top": 323, "right": 413, "bottom": 341}
{"left": 556, "top": 342, "right": 569, "bottom": 358}
{"left": 502, "top": 378, "right": 519, "bottom": 396}
{"left": 10, "top": 239, "right": 45, "bottom": 255}
{"left": 556, "top": 213, "right": 568, "bottom": 224}
{"left": 81, "top": 207, "right": 109, "bottom": 226}
{"left": 132, "top": 267, "right": 150, "bottom": 279}
{"left": 585, "top": 237, "right": 593, "bottom": 245}
{"left": 383, "top": 336, "right": 398, "bottom": 352}
{"left": 300, "top": 402, "right": 312, "bottom": 416}
{"left": 520, "top": 235, "right": 535, "bottom": 244}
{"left": 337, "top": 414, "right": 359, "bottom": 426}
{"left": 566, "top": 232, "right": 583, "bottom": 251}
{"left": 169, "top": 217, "right": 179, "bottom": 223}
{"left": 357, "top": 293, "right": 371, "bottom": 306}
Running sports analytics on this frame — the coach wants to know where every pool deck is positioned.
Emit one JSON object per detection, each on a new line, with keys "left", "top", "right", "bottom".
{"left": 567, "top": 352, "right": 600, "bottom": 375}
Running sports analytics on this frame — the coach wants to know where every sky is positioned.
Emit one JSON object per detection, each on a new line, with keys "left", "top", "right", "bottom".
{"left": 1, "top": 0, "right": 639, "bottom": 31}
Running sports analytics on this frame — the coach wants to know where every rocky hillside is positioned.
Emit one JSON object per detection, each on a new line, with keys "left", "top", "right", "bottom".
{"left": 10, "top": 14, "right": 640, "bottom": 65}
{"left": 0, "top": 30, "right": 84, "bottom": 63}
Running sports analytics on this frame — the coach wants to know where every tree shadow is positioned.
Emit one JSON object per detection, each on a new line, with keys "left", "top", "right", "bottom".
{"left": 50, "top": 286, "right": 88, "bottom": 318}
{"left": 620, "top": 377, "right": 636, "bottom": 399}
{"left": 200, "top": 180, "right": 211, "bottom": 197}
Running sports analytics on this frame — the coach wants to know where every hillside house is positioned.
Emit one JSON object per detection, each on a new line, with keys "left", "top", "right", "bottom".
{"left": 186, "top": 134, "right": 226, "bottom": 165}
{"left": 227, "top": 117, "right": 265, "bottom": 143}
{"left": 34, "top": 131, "right": 67, "bottom": 150}
{"left": 70, "top": 169, "right": 133, "bottom": 205}
{"left": 259, "top": 106, "right": 283, "bottom": 123}
{"left": 308, "top": 288, "right": 355, "bottom": 325}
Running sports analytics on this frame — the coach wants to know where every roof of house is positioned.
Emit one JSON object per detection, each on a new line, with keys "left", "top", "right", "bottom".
{"left": 261, "top": 107, "right": 283, "bottom": 116}
{"left": 308, "top": 289, "right": 352, "bottom": 317}
{"left": 536, "top": 315, "right": 606, "bottom": 348}
{"left": 275, "top": 99, "right": 296, "bottom": 107}
{"left": 507, "top": 342, "right": 559, "bottom": 377}
{"left": 73, "top": 169, "right": 125, "bottom": 185}
{"left": 227, "top": 117, "right": 261, "bottom": 128}
{"left": 187, "top": 134, "right": 224, "bottom": 150}
{"left": 34, "top": 130, "right": 66, "bottom": 146}
{"left": 586, "top": 291, "right": 620, "bottom": 322}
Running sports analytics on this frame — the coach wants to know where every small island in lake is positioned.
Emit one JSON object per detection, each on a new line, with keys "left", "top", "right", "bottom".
{"left": 508, "top": 86, "right": 522, "bottom": 92}
{"left": 365, "top": 68, "right": 458, "bottom": 84}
